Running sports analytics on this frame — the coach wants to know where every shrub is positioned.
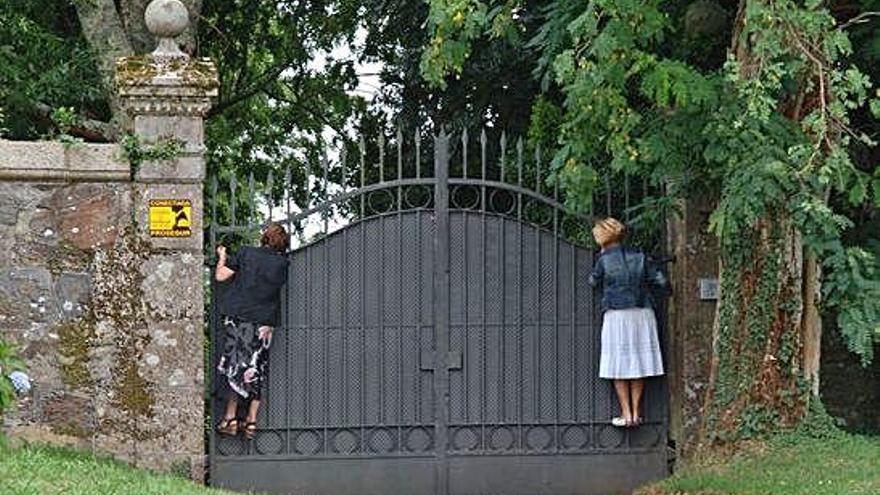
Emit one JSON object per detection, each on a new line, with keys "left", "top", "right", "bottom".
{"left": 0, "top": 337, "right": 25, "bottom": 417}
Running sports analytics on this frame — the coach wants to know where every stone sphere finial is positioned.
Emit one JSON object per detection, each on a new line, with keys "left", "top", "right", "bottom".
{"left": 145, "top": 0, "right": 190, "bottom": 60}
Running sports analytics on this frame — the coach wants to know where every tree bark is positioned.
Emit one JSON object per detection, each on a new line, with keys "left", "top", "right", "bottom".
{"left": 74, "top": 0, "right": 133, "bottom": 90}
{"left": 74, "top": 0, "right": 133, "bottom": 134}
{"left": 699, "top": 0, "right": 823, "bottom": 445}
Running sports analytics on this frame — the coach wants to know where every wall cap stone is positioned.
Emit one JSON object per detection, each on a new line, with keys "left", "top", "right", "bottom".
{"left": 0, "top": 139, "right": 130, "bottom": 182}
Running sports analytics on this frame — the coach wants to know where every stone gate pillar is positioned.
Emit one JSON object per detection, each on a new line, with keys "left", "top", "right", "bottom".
{"left": 115, "top": 0, "right": 217, "bottom": 478}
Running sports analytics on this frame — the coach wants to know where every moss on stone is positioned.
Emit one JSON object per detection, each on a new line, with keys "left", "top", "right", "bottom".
{"left": 112, "top": 356, "right": 153, "bottom": 418}
{"left": 46, "top": 240, "right": 91, "bottom": 275}
{"left": 51, "top": 423, "right": 92, "bottom": 439}
{"left": 56, "top": 314, "right": 96, "bottom": 390}
{"left": 92, "top": 227, "right": 157, "bottom": 420}
{"left": 116, "top": 56, "right": 219, "bottom": 90}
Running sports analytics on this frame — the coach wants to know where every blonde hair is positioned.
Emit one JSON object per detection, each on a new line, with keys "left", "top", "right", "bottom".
{"left": 592, "top": 217, "right": 625, "bottom": 247}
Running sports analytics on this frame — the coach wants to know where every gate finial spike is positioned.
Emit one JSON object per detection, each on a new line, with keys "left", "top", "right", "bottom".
{"left": 266, "top": 170, "right": 275, "bottom": 220}
{"left": 462, "top": 128, "right": 469, "bottom": 178}
{"left": 480, "top": 129, "right": 487, "bottom": 180}
{"left": 498, "top": 130, "right": 506, "bottom": 183}
{"left": 340, "top": 146, "right": 348, "bottom": 191}
{"left": 229, "top": 174, "right": 237, "bottom": 225}
{"left": 516, "top": 137, "right": 524, "bottom": 185}
{"left": 397, "top": 126, "right": 403, "bottom": 180}
{"left": 378, "top": 132, "right": 386, "bottom": 182}
{"left": 414, "top": 129, "right": 422, "bottom": 179}
{"left": 247, "top": 171, "right": 256, "bottom": 221}
{"left": 535, "top": 146, "right": 542, "bottom": 194}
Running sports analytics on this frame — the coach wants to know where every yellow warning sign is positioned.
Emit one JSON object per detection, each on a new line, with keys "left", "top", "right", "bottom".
{"left": 149, "top": 199, "right": 192, "bottom": 237}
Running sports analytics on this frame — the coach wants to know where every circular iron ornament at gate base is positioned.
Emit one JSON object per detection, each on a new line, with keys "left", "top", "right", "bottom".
{"left": 523, "top": 199, "right": 555, "bottom": 228}
{"left": 403, "top": 185, "right": 433, "bottom": 209}
{"left": 450, "top": 185, "right": 481, "bottom": 210}
{"left": 598, "top": 424, "right": 625, "bottom": 448}
{"left": 216, "top": 435, "right": 247, "bottom": 456}
{"left": 332, "top": 429, "right": 360, "bottom": 454}
{"left": 630, "top": 424, "right": 660, "bottom": 448}
{"left": 405, "top": 427, "right": 433, "bottom": 452}
{"left": 366, "top": 189, "right": 396, "bottom": 216}
{"left": 488, "top": 188, "right": 517, "bottom": 216}
{"left": 488, "top": 426, "right": 516, "bottom": 451}
{"left": 561, "top": 425, "right": 590, "bottom": 450}
{"left": 368, "top": 428, "right": 396, "bottom": 453}
{"left": 452, "top": 427, "right": 481, "bottom": 451}
{"left": 255, "top": 430, "right": 285, "bottom": 455}
{"left": 525, "top": 426, "right": 554, "bottom": 451}
{"left": 294, "top": 430, "right": 323, "bottom": 455}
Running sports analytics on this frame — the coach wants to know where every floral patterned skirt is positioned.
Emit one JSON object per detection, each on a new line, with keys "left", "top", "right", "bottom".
{"left": 217, "top": 316, "right": 272, "bottom": 400}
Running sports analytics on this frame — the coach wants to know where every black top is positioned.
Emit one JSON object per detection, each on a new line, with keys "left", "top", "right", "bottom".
{"left": 221, "top": 246, "right": 289, "bottom": 326}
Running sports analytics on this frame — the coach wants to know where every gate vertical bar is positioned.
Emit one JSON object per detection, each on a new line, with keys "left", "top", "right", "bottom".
{"left": 433, "top": 130, "right": 451, "bottom": 495}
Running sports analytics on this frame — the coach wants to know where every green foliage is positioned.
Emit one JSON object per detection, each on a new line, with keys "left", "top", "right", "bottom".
{"left": 0, "top": 0, "right": 107, "bottom": 139}
{"left": 0, "top": 338, "right": 25, "bottom": 417}
{"left": 822, "top": 245, "right": 880, "bottom": 365}
{"left": 50, "top": 106, "right": 85, "bottom": 145}
{"left": 421, "top": 0, "right": 880, "bottom": 368}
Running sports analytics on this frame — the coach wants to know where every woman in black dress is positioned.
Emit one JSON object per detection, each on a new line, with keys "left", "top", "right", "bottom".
{"left": 214, "top": 223, "right": 289, "bottom": 440}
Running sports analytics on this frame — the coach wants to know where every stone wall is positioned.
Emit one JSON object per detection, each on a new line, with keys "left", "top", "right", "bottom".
{"left": 0, "top": 139, "right": 205, "bottom": 478}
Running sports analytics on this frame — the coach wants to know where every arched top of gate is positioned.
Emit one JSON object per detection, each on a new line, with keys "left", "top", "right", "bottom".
{"left": 208, "top": 128, "right": 607, "bottom": 251}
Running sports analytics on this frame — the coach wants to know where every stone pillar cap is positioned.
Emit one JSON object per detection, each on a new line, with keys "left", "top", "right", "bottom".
{"left": 145, "top": 0, "right": 190, "bottom": 61}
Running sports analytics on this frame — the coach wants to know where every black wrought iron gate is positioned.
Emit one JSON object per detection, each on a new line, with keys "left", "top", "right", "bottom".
{"left": 209, "top": 131, "right": 668, "bottom": 495}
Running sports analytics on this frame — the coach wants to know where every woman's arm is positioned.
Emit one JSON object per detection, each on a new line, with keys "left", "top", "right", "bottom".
{"left": 588, "top": 255, "right": 604, "bottom": 288}
{"left": 215, "top": 245, "right": 236, "bottom": 282}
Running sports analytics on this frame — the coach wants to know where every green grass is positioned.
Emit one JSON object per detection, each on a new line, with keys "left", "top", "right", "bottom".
{"left": 0, "top": 442, "right": 242, "bottom": 495}
{"left": 641, "top": 432, "right": 880, "bottom": 495}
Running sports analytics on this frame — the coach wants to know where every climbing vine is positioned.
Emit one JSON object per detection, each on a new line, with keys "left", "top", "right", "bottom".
{"left": 120, "top": 133, "right": 184, "bottom": 179}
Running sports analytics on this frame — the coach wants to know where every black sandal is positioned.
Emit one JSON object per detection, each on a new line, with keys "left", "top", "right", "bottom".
{"left": 243, "top": 422, "right": 257, "bottom": 440}
{"left": 217, "top": 417, "right": 238, "bottom": 436}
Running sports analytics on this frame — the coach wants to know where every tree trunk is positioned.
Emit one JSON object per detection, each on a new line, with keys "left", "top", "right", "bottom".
{"left": 74, "top": 0, "right": 134, "bottom": 136}
{"left": 699, "top": 0, "right": 823, "bottom": 444}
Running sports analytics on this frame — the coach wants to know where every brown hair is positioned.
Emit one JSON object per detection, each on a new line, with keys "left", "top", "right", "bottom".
{"left": 261, "top": 223, "right": 289, "bottom": 253}
{"left": 592, "top": 217, "right": 625, "bottom": 248}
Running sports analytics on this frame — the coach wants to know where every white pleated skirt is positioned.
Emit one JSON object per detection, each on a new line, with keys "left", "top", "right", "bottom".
{"left": 599, "top": 307, "right": 665, "bottom": 379}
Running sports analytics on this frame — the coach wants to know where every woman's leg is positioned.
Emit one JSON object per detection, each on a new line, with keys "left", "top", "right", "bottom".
{"left": 613, "top": 379, "right": 633, "bottom": 423}
{"left": 246, "top": 399, "right": 260, "bottom": 424}
{"left": 630, "top": 379, "right": 645, "bottom": 422}
{"left": 224, "top": 394, "right": 238, "bottom": 420}
{"left": 217, "top": 393, "right": 239, "bottom": 435}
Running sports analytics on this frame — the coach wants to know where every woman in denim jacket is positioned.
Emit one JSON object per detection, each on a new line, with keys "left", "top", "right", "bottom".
{"left": 590, "top": 218, "right": 668, "bottom": 427}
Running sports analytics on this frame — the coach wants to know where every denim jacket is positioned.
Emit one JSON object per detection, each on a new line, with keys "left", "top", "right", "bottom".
{"left": 589, "top": 245, "right": 669, "bottom": 312}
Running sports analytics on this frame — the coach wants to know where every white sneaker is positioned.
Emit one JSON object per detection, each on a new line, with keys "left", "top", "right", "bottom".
{"left": 611, "top": 416, "right": 628, "bottom": 427}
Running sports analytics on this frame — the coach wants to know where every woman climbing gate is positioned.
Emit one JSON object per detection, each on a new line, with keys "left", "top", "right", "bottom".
{"left": 590, "top": 217, "right": 669, "bottom": 428}
{"left": 214, "top": 223, "right": 289, "bottom": 440}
